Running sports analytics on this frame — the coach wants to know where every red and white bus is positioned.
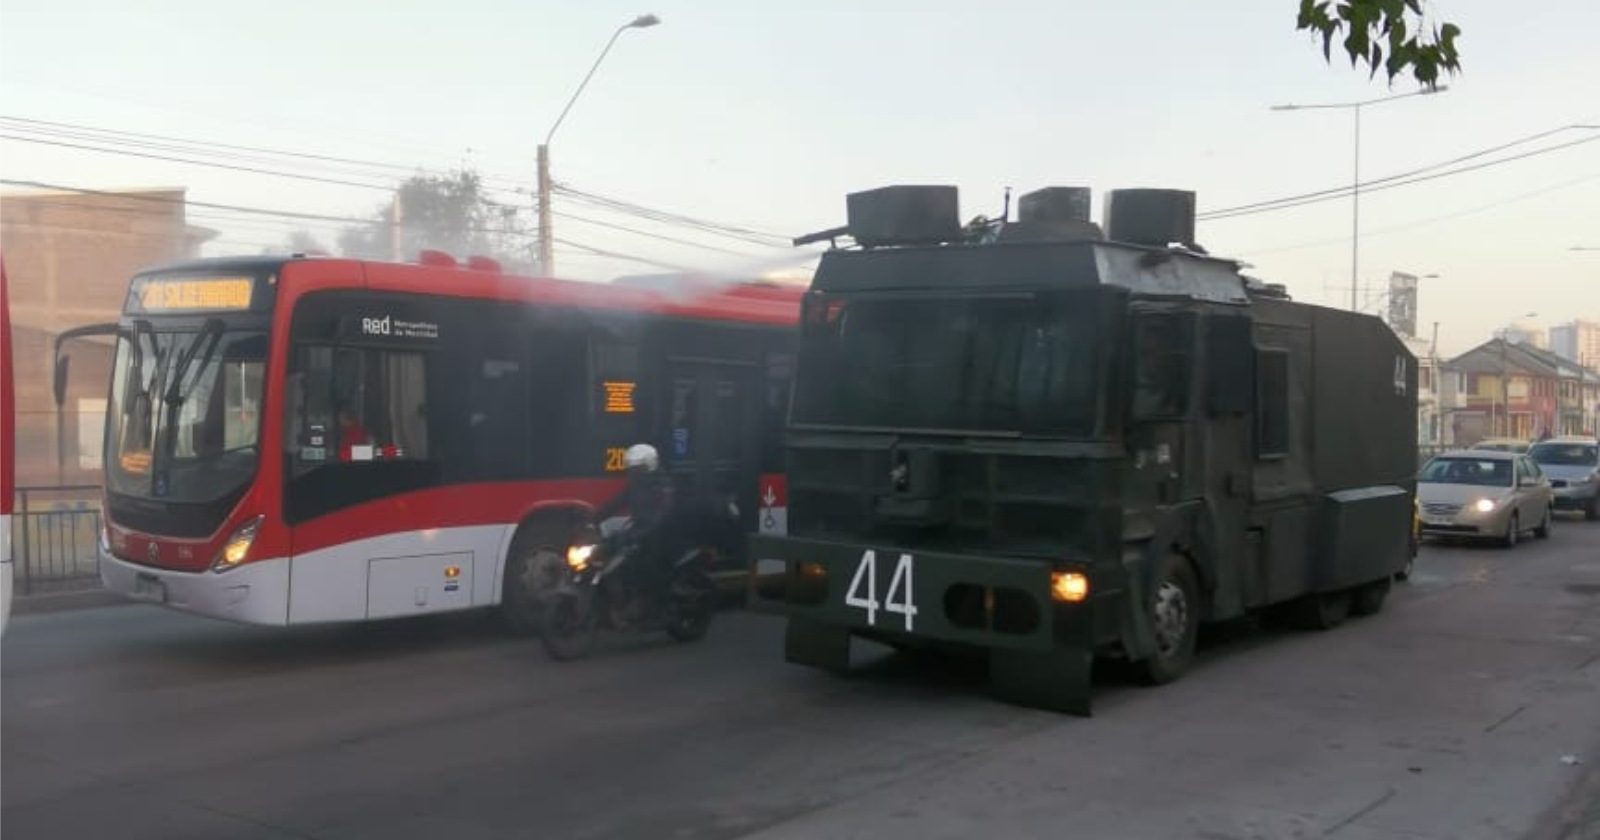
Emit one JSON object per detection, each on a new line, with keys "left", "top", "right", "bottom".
{"left": 1, "top": 257, "right": 14, "bottom": 634}
{"left": 60, "top": 253, "right": 801, "bottom": 631}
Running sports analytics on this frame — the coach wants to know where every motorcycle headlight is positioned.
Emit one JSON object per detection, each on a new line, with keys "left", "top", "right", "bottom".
{"left": 566, "top": 544, "right": 596, "bottom": 571}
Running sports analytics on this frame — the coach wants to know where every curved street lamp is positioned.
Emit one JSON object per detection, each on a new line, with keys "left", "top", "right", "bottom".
{"left": 1270, "top": 87, "right": 1449, "bottom": 312}
{"left": 537, "top": 14, "right": 661, "bottom": 276}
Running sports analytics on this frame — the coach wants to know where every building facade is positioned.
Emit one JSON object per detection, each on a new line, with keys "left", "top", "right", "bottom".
{"left": 1550, "top": 319, "right": 1600, "bottom": 372}
{"left": 1, "top": 187, "right": 214, "bottom": 486}
{"left": 1445, "top": 339, "right": 1565, "bottom": 443}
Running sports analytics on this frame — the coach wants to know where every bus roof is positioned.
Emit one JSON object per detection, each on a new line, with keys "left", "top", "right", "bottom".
{"left": 131, "top": 254, "right": 806, "bottom": 327}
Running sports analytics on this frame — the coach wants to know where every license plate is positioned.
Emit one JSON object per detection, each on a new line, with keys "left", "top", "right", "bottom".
{"left": 1422, "top": 516, "right": 1452, "bottom": 527}
{"left": 132, "top": 574, "right": 167, "bottom": 603}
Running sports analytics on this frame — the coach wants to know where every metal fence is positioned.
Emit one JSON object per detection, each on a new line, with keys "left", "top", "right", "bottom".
{"left": 11, "top": 485, "right": 103, "bottom": 595}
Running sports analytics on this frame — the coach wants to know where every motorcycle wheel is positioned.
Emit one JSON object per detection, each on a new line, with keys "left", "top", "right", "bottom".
{"left": 665, "top": 566, "right": 715, "bottom": 643}
{"left": 539, "top": 584, "right": 598, "bottom": 661}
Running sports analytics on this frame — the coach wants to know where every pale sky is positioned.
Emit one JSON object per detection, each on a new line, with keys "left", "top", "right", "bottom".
{"left": 1, "top": 0, "right": 1596, "bottom": 356}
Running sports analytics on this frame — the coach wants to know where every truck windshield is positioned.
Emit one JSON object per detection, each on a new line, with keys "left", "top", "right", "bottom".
{"left": 791, "top": 293, "right": 1099, "bottom": 434}
{"left": 106, "top": 324, "right": 268, "bottom": 503}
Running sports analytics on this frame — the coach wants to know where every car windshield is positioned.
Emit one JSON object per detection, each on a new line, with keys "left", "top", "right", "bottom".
{"left": 1418, "top": 457, "right": 1513, "bottom": 488}
{"left": 1529, "top": 442, "right": 1598, "bottom": 467}
{"left": 106, "top": 322, "right": 268, "bottom": 503}
{"left": 790, "top": 293, "right": 1099, "bottom": 434}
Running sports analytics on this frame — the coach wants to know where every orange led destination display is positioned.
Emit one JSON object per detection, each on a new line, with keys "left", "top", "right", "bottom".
{"left": 134, "top": 277, "right": 254, "bottom": 312}
{"left": 602, "top": 381, "right": 637, "bottom": 414}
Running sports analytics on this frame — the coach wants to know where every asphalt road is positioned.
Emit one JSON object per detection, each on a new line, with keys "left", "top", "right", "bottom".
{"left": 4, "top": 518, "right": 1598, "bottom": 840}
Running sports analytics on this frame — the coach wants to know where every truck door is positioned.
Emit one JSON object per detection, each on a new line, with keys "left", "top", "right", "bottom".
{"left": 664, "top": 359, "right": 761, "bottom": 573}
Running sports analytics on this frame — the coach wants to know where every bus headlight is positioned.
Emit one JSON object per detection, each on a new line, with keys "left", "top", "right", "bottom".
{"left": 213, "top": 516, "right": 264, "bottom": 572}
{"left": 1051, "top": 570, "right": 1090, "bottom": 603}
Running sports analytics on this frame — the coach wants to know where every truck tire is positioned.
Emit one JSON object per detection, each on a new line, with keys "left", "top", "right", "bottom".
{"left": 1285, "top": 590, "right": 1351, "bottom": 631}
{"left": 1350, "top": 576, "right": 1391, "bottom": 617}
{"left": 1134, "top": 553, "right": 1200, "bottom": 686}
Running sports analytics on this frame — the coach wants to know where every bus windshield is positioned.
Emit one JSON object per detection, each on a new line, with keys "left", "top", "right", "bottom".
{"left": 106, "top": 323, "right": 268, "bottom": 503}
{"left": 790, "top": 293, "right": 1099, "bottom": 434}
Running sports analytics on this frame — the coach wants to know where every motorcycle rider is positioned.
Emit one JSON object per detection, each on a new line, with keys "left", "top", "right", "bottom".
{"left": 591, "top": 443, "right": 676, "bottom": 614}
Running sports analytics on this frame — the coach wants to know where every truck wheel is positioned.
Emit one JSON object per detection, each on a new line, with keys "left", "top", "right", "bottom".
{"left": 500, "top": 526, "right": 568, "bottom": 636}
{"left": 1350, "top": 577, "right": 1391, "bottom": 617}
{"left": 1134, "top": 553, "right": 1200, "bottom": 686}
{"left": 1396, "top": 551, "right": 1415, "bottom": 582}
{"left": 1286, "top": 590, "right": 1351, "bottom": 631}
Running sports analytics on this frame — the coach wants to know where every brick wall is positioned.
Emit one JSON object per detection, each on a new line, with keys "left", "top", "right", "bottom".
{"left": 2, "top": 187, "right": 214, "bottom": 488}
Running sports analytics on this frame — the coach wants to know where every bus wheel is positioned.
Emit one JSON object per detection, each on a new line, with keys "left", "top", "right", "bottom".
{"left": 501, "top": 527, "right": 567, "bottom": 636}
{"left": 1349, "top": 576, "right": 1391, "bottom": 617}
{"left": 1134, "top": 553, "right": 1200, "bottom": 686}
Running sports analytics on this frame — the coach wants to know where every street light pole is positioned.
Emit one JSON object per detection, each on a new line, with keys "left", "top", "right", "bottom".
{"left": 537, "top": 13, "right": 660, "bottom": 276}
{"left": 1271, "top": 87, "right": 1448, "bottom": 311}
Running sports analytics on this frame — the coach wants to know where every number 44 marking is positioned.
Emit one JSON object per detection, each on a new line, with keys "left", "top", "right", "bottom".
{"left": 845, "top": 550, "right": 917, "bottom": 632}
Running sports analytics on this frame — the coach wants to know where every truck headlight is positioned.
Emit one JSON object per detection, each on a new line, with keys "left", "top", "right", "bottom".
{"left": 1051, "top": 570, "right": 1090, "bottom": 603}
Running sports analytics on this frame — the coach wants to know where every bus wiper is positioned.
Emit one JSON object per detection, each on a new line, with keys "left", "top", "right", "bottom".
{"left": 165, "top": 318, "right": 224, "bottom": 405}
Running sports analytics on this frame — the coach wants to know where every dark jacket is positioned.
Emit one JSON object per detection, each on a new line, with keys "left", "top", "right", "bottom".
{"left": 595, "top": 470, "right": 674, "bottom": 533}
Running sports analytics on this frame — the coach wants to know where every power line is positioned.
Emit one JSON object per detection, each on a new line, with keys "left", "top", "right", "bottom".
{"left": 1239, "top": 174, "right": 1600, "bottom": 256}
{"left": 1, "top": 178, "right": 715, "bottom": 274}
{"left": 0, "top": 114, "right": 534, "bottom": 192}
{"left": 1198, "top": 124, "right": 1592, "bottom": 218}
{"left": 0, "top": 133, "right": 403, "bottom": 192}
{"left": 2, "top": 124, "right": 796, "bottom": 252}
{"left": 1199, "top": 132, "right": 1600, "bottom": 221}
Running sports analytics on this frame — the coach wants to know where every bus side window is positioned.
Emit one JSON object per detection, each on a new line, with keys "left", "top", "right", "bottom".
{"left": 288, "top": 344, "right": 431, "bottom": 472}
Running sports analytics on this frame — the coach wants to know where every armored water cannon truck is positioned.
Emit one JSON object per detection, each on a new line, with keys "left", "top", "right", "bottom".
{"left": 750, "top": 184, "right": 1418, "bottom": 716}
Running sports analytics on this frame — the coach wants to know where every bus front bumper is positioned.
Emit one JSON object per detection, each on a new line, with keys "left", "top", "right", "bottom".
{"left": 748, "top": 534, "right": 1101, "bottom": 715}
{"left": 99, "top": 546, "right": 290, "bottom": 626}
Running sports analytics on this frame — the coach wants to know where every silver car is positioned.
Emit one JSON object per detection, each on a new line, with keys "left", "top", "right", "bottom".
{"left": 1528, "top": 437, "right": 1600, "bottom": 520}
{"left": 1417, "top": 450, "right": 1555, "bottom": 547}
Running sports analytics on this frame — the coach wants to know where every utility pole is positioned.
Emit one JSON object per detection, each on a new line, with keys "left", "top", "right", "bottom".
{"left": 390, "top": 189, "right": 403, "bottom": 262}
{"left": 536, "top": 13, "right": 660, "bottom": 277}
{"left": 1270, "top": 87, "right": 1448, "bottom": 311}
{"left": 536, "top": 144, "right": 552, "bottom": 275}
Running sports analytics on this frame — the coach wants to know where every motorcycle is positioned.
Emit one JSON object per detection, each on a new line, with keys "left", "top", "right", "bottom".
{"left": 537, "top": 518, "right": 720, "bottom": 661}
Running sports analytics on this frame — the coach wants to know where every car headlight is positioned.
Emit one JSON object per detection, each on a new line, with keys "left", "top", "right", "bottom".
{"left": 1473, "top": 498, "right": 1499, "bottom": 513}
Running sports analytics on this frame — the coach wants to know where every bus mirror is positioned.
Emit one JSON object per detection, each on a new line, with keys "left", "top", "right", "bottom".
{"left": 53, "top": 355, "right": 71, "bottom": 408}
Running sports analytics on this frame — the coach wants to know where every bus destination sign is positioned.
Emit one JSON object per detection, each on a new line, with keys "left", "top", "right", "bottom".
{"left": 131, "top": 277, "right": 255, "bottom": 313}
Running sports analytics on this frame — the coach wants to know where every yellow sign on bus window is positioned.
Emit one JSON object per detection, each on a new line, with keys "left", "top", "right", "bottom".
{"left": 137, "top": 277, "right": 254, "bottom": 312}
{"left": 603, "top": 381, "right": 636, "bottom": 414}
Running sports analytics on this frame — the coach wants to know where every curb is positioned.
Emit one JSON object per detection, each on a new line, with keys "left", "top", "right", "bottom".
{"left": 12, "top": 588, "right": 131, "bottom": 616}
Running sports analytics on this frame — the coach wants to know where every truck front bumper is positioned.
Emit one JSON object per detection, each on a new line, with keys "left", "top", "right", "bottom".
{"left": 748, "top": 534, "right": 1106, "bottom": 715}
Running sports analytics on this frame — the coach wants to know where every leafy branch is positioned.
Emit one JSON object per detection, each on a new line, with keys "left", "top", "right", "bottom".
{"left": 1296, "top": 0, "right": 1462, "bottom": 87}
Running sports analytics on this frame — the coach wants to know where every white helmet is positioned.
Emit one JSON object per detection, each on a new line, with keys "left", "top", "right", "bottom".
{"left": 623, "top": 443, "right": 659, "bottom": 472}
